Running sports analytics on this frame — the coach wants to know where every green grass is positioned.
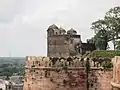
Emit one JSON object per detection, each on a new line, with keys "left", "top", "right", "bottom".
{"left": 90, "top": 50, "right": 120, "bottom": 58}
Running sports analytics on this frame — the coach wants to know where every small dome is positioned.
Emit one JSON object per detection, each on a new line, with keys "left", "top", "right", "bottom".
{"left": 48, "top": 24, "right": 58, "bottom": 29}
{"left": 67, "top": 28, "right": 77, "bottom": 35}
{"left": 59, "top": 27, "right": 66, "bottom": 33}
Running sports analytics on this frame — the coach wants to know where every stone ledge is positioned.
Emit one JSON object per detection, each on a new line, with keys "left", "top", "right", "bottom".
{"left": 111, "top": 81, "right": 120, "bottom": 88}
{"left": 25, "top": 66, "right": 106, "bottom": 70}
{"left": 25, "top": 67, "right": 85, "bottom": 70}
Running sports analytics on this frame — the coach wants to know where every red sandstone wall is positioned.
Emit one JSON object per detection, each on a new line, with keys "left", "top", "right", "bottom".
{"left": 24, "top": 56, "right": 113, "bottom": 90}
{"left": 24, "top": 68, "right": 86, "bottom": 90}
{"left": 89, "top": 70, "right": 112, "bottom": 90}
{"left": 24, "top": 68, "right": 112, "bottom": 90}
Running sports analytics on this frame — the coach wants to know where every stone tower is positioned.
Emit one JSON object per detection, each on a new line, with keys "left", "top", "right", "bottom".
{"left": 47, "top": 24, "right": 81, "bottom": 57}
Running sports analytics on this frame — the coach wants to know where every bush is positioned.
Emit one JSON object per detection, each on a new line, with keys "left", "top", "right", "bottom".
{"left": 102, "top": 62, "right": 113, "bottom": 69}
{"left": 90, "top": 50, "right": 120, "bottom": 58}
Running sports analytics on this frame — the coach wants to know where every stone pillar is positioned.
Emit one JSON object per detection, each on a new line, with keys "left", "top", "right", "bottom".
{"left": 111, "top": 56, "right": 120, "bottom": 90}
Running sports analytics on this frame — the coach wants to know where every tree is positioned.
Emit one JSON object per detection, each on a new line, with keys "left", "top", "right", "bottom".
{"left": 91, "top": 6, "right": 120, "bottom": 50}
{"left": 105, "top": 7, "right": 120, "bottom": 37}
{"left": 91, "top": 20, "right": 111, "bottom": 50}
{"left": 115, "top": 41, "right": 120, "bottom": 50}
{"left": 91, "top": 19, "right": 108, "bottom": 34}
{"left": 95, "top": 30, "right": 108, "bottom": 50}
{"left": 105, "top": 6, "right": 120, "bottom": 50}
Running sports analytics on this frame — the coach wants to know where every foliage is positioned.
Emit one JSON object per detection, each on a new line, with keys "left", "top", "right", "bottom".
{"left": 90, "top": 50, "right": 120, "bottom": 58}
{"left": 105, "top": 7, "right": 120, "bottom": 39}
{"left": 91, "top": 19, "right": 111, "bottom": 50}
{"left": 0, "top": 72, "right": 12, "bottom": 77}
{"left": 115, "top": 41, "right": 120, "bottom": 50}
{"left": 69, "top": 50, "right": 78, "bottom": 56}
{"left": 105, "top": 7, "right": 120, "bottom": 50}
{"left": 90, "top": 56, "right": 113, "bottom": 68}
{"left": 102, "top": 61, "right": 113, "bottom": 69}
{"left": 0, "top": 65, "right": 25, "bottom": 76}
{"left": 0, "top": 58, "right": 25, "bottom": 77}
{"left": 91, "top": 6, "right": 120, "bottom": 50}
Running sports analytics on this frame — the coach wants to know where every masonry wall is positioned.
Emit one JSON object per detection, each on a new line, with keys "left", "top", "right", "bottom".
{"left": 23, "top": 56, "right": 113, "bottom": 90}
{"left": 47, "top": 34, "right": 81, "bottom": 57}
{"left": 47, "top": 35, "right": 70, "bottom": 57}
{"left": 89, "top": 70, "right": 112, "bottom": 90}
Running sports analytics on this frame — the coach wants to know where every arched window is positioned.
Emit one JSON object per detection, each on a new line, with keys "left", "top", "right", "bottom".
{"left": 60, "top": 32, "right": 61, "bottom": 34}
{"left": 56, "top": 32, "right": 58, "bottom": 35}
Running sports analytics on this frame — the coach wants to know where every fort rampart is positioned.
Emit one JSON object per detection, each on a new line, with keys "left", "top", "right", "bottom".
{"left": 23, "top": 56, "right": 112, "bottom": 90}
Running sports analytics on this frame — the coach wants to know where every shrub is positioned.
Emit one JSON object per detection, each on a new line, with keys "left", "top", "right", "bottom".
{"left": 90, "top": 50, "right": 120, "bottom": 58}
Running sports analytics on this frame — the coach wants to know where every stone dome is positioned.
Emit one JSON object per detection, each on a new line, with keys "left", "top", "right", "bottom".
{"left": 67, "top": 28, "right": 77, "bottom": 35}
{"left": 48, "top": 24, "right": 58, "bottom": 29}
{"left": 59, "top": 27, "right": 66, "bottom": 34}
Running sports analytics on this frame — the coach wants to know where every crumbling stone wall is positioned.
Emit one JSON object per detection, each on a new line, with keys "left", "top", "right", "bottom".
{"left": 89, "top": 69, "right": 112, "bottom": 90}
{"left": 24, "top": 56, "right": 113, "bottom": 90}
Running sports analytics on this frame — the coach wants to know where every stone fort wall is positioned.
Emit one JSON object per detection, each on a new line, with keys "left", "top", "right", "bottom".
{"left": 23, "top": 56, "right": 113, "bottom": 90}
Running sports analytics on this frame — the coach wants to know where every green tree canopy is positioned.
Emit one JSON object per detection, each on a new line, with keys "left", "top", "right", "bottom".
{"left": 91, "top": 6, "right": 120, "bottom": 50}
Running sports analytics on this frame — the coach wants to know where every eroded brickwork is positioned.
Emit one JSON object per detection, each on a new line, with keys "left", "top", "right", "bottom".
{"left": 24, "top": 56, "right": 86, "bottom": 90}
{"left": 23, "top": 56, "right": 113, "bottom": 90}
{"left": 89, "top": 70, "right": 112, "bottom": 90}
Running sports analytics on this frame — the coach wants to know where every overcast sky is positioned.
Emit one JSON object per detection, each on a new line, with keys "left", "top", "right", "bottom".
{"left": 0, "top": 0, "right": 120, "bottom": 57}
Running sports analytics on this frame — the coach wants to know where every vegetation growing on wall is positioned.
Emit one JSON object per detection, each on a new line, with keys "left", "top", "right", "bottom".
{"left": 90, "top": 50, "right": 120, "bottom": 58}
{"left": 80, "top": 50, "right": 115, "bottom": 69}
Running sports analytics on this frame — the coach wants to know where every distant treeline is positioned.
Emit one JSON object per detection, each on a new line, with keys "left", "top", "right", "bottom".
{"left": 0, "top": 57, "right": 26, "bottom": 76}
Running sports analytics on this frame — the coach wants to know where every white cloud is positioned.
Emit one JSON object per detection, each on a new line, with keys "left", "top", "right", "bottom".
{"left": 0, "top": 0, "right": 119, "bottom": 56}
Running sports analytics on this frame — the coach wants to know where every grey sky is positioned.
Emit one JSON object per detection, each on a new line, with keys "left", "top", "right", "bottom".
{"left": 0, "top": 0, "right": 120, "bottom": 57}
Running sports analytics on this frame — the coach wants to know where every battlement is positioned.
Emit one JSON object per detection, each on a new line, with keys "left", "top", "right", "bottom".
{"left": 25, "top": 56, "right": 85, "bottom": 68}
{"left": 25, "top": 56, "right": 109, "bottom": 70}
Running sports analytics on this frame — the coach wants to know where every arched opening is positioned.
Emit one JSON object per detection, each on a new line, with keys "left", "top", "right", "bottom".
{"left": 56, "top": 32, "right": 58, "bottom": 35}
